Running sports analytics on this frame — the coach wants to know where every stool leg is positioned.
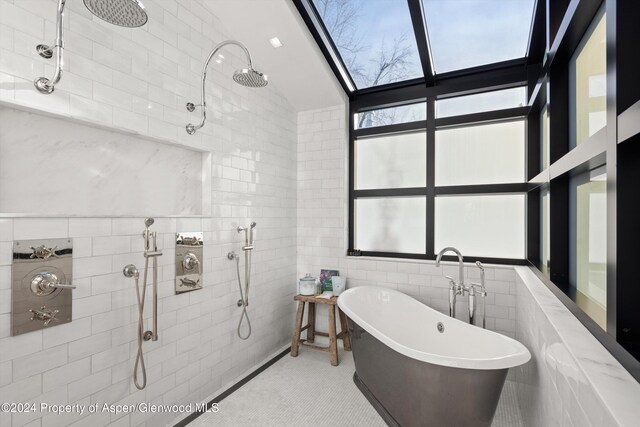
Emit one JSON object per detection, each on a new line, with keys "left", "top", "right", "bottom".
{"left": 328, "top": 304, "right": 338, "bottom": 366}
{"left": 339, "top": 308, "right": 351, "bottom": 351}
{"left": 307, "top": 302, "right": 316, "bottom": 343}
{"left": 291, "top": 301, "right": 305, "bottom": 357}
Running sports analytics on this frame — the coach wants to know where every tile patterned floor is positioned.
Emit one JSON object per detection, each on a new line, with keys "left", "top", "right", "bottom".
{"left": 190, "top": 349, "right": 523, "bottom": 427}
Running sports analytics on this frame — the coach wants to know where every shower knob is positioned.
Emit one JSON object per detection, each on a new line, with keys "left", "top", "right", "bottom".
{"left": 182, "top": 252, "right": 200, "bottom": 270}
{"left": 30, "top": 272, "right": 76, "bottom": 296}
{"left": 29, "top": 306, "right": 59, "bottom": 326}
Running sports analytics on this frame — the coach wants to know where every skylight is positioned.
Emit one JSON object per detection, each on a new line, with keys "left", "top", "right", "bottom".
{"left": 311, "top": 0, "right": 423, "bottom": 89}
{"left": 422, "top": 0, "right": 536, "bottom": 73}
{"left": 300, "top": 0, "right": 537, "bottom": 91}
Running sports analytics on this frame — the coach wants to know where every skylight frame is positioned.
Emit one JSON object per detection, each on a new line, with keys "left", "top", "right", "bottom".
{"left": 294, "top": 0, "right": 539, "bottom": 94}
{"left": 297, "top": 0, "right": 357, "bottom": 92}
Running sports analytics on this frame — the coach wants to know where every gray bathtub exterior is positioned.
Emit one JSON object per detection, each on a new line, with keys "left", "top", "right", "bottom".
{"left": 347, "top": 318, "right": 508, "bottom": 427}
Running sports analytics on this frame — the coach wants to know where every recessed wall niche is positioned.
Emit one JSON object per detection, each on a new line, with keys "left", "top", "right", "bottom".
{"left": 0, "top": 106, "right": 210, "bottom": 217}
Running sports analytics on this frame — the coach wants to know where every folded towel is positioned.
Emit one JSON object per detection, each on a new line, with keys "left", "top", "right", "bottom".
{"left": 317, "top": 291, "right": 334, "bottom": 299}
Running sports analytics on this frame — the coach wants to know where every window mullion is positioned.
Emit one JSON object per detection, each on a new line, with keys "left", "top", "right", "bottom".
{"left": 426, "top": 97, "right": 436, "bottom": 256}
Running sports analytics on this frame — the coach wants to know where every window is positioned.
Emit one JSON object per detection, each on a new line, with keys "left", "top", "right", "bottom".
{"left": 569, "top": 7, "right": 606, "bottom": 148}
{"left": 356, "top": 132, "right": 426, "bottom": 190}
{"left": 355, "top": 197, "right": 427, "bottom": 253}
{"left": 569, "top": 168, "right": 607, "bottom": 330}
{"left": 298, "top": 0, "right": 538, "bottom": 90}
{"left": 422, "top": 0, "right": 536, "bottom": 73}
{"left": 311, "top": 0, "right": 423, "bottom": 89}
{"left": 540, "top": 104, "right": 550, "bottom": 170}
{"left": 436, "top": 87, "right": 527, "bottom": 118}
{"left": 435, "top": 120, "right": 525, "bottom": 186}
{"left": 350, "top": 87, "right": 528, "bottom": 261}
{"left": 356, "top": 103, "right": 427, "bottom": 129}
{"left": 435, "top": 194, "right": 526, "bottom": 259}
{"left": 539, "top": 186, "right": 549, "bottom": 275}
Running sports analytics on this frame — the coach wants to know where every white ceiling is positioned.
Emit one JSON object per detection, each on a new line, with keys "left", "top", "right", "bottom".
{"left": 206, "top": 0, "right": 347, "bottom": 112}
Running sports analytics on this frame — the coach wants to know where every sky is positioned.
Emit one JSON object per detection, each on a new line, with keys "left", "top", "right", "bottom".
{"left": 313, "top": 0, "right": 536, "bottom": 87}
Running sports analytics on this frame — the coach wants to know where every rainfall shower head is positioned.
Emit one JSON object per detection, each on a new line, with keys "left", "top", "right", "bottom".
{"left": 233, "top": 69, "right": 268, "bottom": 88}
{"left": 83, "top": 0, "right": 148, "bottom": 27}
{"left": 186, "top": 40, "right": 268, "bottom": 134}
{"left": 34, "top": 0, "right": 147, "bottom": 94}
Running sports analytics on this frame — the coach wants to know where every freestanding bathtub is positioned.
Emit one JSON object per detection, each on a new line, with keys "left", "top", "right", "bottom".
{"left": 337, "top": 286, "right": 531, "bottom": 427}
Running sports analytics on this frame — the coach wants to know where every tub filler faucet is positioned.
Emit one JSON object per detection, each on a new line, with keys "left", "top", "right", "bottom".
{"left": 435, "top": 247, "right": 487, "bottom": 328}
{"left": 435, "top": 247, "right": 465, "bottom": 318}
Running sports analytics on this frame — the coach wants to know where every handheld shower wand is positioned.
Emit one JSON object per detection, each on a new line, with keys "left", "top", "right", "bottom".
{"left": 228, "top": 222, "right": 257, "bottom": 340}
{"left": 473, "top": 261, "right": 487, "bottom": 329}
{"left": 123, "top": 218, "right": 162, "bottom": 390}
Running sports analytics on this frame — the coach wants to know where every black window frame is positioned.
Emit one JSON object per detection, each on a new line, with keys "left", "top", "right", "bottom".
{"left": 350, "top": 88, "right": 530, "bottom": 265}
{"left": 525, "top": 0, "right": 640, "bottom": 381}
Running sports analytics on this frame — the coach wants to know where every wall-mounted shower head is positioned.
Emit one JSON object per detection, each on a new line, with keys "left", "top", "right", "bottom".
{"left": 186, "top": 40, "right": 267, "bottom": 134}
{"left": 34, "top": 0, "right": 147, "bottom": 94}
{"left": 83, "top": 0, "right": 148, "bottom": 27}
{"left": 233, "top": 69, "right": 268, "bottom": 88}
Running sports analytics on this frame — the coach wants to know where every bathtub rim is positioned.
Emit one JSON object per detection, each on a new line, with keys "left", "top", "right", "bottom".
{"left": 337, "top": 286, "right": 531, "bottom": 370}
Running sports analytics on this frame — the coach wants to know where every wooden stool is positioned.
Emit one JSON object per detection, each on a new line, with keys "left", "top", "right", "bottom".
{"left": 290, "top": 294, "right": 351, "bottom": 366}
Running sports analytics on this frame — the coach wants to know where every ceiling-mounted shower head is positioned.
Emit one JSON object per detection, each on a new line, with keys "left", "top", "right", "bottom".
{"left": 233, "top": 68, "right": 268, "bottom": 88}
{"left": 83, "top": 0, "right": 148, "bottom": 27}
{"left": 144, "top": 218, "right": 155, "bottom": 228}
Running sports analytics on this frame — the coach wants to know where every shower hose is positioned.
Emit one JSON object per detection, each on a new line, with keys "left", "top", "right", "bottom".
{"left": 133, "top": 255, "right": 154, "bottom": 390}
{"left": 234, "top": 250, "right": 252, "bottom": 340}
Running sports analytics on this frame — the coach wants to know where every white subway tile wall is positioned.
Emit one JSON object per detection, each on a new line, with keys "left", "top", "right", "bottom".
{"left": 0, "top": 0, "right": 297, "bottom": 425}
{"left": 296, "top": 105, "right": 518, "bottom": 336}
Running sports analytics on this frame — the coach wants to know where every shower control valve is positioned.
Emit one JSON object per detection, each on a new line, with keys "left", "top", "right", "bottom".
{"left": 445, "top": 275, "right": 464, "bottom": 295}
{"left": 30, "top": 272, "right": 76, "bottom": 296}
{"left": 30, "top": 244, "right": 59, "bottom": 260}
{"left": 29, "top": 306, "right": 59, "bottom": 326}
{"left": 182, "top": 252, "right": 200, "bottom": 270}
{"left": 470, "top": 283, "right": 487, "bottom": 297}
{"left": 180, "top": 277, "right": 200, "bottom": 288}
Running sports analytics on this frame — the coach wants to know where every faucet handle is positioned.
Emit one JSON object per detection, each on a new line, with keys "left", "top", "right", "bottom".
{"left": 470, "top": 282, "right": 487, "bottom": 296}
{"left": 445, "top": 275, "right": 455, "bottom": 284}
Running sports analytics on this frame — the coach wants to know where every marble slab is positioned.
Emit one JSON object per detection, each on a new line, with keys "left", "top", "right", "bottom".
{"left": 0, "top": 106, "right": 206, "bottom": 216}
{"left": 514, "top": 266, "right": 640, "bottom": 427}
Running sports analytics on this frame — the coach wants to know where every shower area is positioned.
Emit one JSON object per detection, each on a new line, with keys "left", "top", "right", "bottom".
{"left": 0, "top": 0, "right": 298, "bottom": 425}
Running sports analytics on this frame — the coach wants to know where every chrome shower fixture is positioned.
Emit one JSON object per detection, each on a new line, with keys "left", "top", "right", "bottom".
{"left": 123, "top": 218, "right": 162, "bottom": 390}
{"left": 34, "top": 0, "right": 147, "bottom": 94}
{"left": 185, "top": 40, "right": 268, "bottom": 135}
{"left": 229, "top": 222, "right": 257, "bottom": 340}
{"left": 83, "top": 0, "right": 148, "bottom": 27}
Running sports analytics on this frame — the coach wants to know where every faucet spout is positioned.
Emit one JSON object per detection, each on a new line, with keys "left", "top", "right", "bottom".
{"left": 435, "top": 246, "right": 465, "bottom": 286}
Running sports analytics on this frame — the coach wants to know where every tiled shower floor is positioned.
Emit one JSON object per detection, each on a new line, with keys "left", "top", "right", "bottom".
{"left": 189, "top": 349, "right": 523, "bottom": 427}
